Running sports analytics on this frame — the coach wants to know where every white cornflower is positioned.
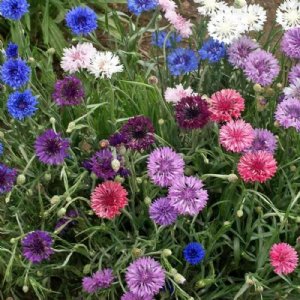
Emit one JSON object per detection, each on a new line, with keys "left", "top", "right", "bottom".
{"left": 241, "top": 4, "right": 267, "bottom": 32}
{"left": 284, "top": 78, "right": 300, "bottom": 100}
{"left": 195, "top": 0, "right": 228, "bottom": 17}
{"left": 89, "top": 51, "right": 123, "bottom": 79}
{"left": 276, "top": 0, "right": 300, "bottom": 30}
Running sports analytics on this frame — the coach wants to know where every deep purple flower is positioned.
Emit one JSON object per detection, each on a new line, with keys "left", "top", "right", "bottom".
{"left": 35, "top": 129, "right": 70, "bottom": 165}
{"left": 244, "top": 49, "right": 280, "bottom": 86}
{"left": 52, "top": 76, "right": 85, "bottom": 106}
{"left": 281, "top": 27, "right": 300, "bottom": 59}
{"left": 169, "top": 176, "right": 208, "bottom": 216}
{"left": 90, "top": 149, "right": 116, "bottom": 180}
{"left": 245, "top": 129, "right": 277, "bottom": 153}
{"left": 82, "top": 269, "right": 114, "bottom": 293}
{"left": 175, "top": 95, "right": 210, "bottom": 129}
{"left": 147, "top": 147, "right": 184, "bottom": 187}
{"left": 109, "top": 132, "right": 127, "bottom": 147}
{"left": 82, "top": 159, "right": 93, "bottom": 171}
{"left": 120, "top": 116, "right": 155, "bottom": 151}
{"left": 227, "top": 36, "right": 259, "bottom": 69}
{"left": 0, "top": 163, "right": 17, "bottom": 194}
{"left": 289, "top": 64, "right": 300, "bottom": 84}
{"left": 55, "top": 210, "right": 78, "bottom": 234}
{"left": 149, "top": 197, "right": 178, "bottom": 226}
{"left": 121, "top": 292, "right": 154, "bottom": 300}
{"left": 275, "top": 98, "right": 300, "bottom": 132}
{"left": 21, "top": 230, "right": 54, "bottom": 264}
{"left": 125, "top": 257, "right": 165, "bottom": 297}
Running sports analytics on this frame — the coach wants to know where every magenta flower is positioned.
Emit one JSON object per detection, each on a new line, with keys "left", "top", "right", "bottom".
{"left": 82, "top": 268, "right": 114, "bottom": 293}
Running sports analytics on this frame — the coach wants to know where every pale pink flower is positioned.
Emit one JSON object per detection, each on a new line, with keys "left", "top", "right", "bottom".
{"left": 165, "top": 11, "right": 193, "bottom": 38}
{"left": 164, "top": 84, "right": 197, "bottom": 104}
{"left": 158, "top": 0, "right": 177, "bottom": 12}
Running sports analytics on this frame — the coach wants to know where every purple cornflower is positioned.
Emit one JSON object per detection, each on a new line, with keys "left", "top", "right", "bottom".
{"left": 121, "top": 292, "right": 154, "bottom": 300}
{"left": 227, "top": 36, "right": 259, "bottom": 69}
{"left": 125, "top": 257, "right": 165, "bottom": 297}
{"left": 52, "top": 76, "right": 85, "bottom": 106}
{"left": 120, "top": 116, "right": 155, "bottom": 151}
{"left": 21, "top": 230, "right": 54, "bottom": 264}
{"left": 288, "top": 64, "right": 300, "bottom": 84}
{"left": 169, "top": 176, "right": 208, "bottom": 216}
{"left": 109, "top": 132, "right": 127, "bottom": 147}
{"left": 149, "top": 197, "right": 178, "bottom": 226}
{"left": 5, "top": 42, "right": 18, "bottom": 59}
{"left": 90, "top": 149, "right": 116, "bottom": 180}
{"left": 281, "top": 27, "right": 300, "bottom": 59}
{"left": 245, "top": 129, "right": 277, "bottom": 154}
{"left": 175, "top": 95, "right": 210, "bottom": 129}
{"left": 82, "top": 269, "right": 114, "bottom": 293}
{"left": 0, "top": 163, "right": 17, "bottom": 194}
{"left": 275, "top": 98, "right": 300, "bottom": 132}
{"left": 35, "top": 129, "right": 70, "bottom": 165}
{"left": 55, "top": 210, "right": 78, "bottom": 234}
{"left": 284, "top": 78, "right": 300, "bottom": 100}
{"left": 243, "top": 49, "right": 280, "bottom": 86}
{"left": 147, "top": 147, "right": 184, "bottom": 187}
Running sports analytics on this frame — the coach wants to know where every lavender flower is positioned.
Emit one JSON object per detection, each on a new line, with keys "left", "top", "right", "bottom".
{"left": 245, "top": 129, "right": 277, "bottom": 153}
{"left": 147, "top": 147, "right": 184, "bottom": 187}
{"left": 109, "top": 132, "right": 127, "bottom": 147}
{"left": 21, "top": 230, "right": 54, "bottom": 263}
{"left": 90, "top": 149, "right": 116, "bottom": 180}
{"left": 0, "top": 163, "right": 17, "bottom": 194}
{"left": 289, "top": 64, "right": 300, "bottom": 84}
{"left": 284, "top": 78, "right": 300, "bottom": 100}
{"left": 82, "top": 269, "right": 114, "bottom": 294}
{"left": 281, "top": 27, "right": 300, "bottom": 59}
{"left": 244, "top": 49, "right": 280, "bottom": 86}
{"left": 121, "top": 292, "right": 154, "bottom": 300}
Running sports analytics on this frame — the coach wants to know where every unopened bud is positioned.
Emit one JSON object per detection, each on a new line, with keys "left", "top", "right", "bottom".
{"left": 170, "top": 268, "right": 178, "bottom": 276}
{"left": 237, "top": 210, "right": 244, "bottom": 218}
{"left": 132, "top": 248, "right": 143, "bottom": 258}
{"left": 174, "top": 273, "right": 186, "bottom": 284}
{"left": 234, "top": 0, "right": 247, "bottom": 8}
{"left": 276, "top": 83, "right": 283, "bottom": 89}
{"left": 111, "top": 159, "right": 121, "bottom": 172}
{"left": 57, "top": 207, "right": 66, "bottom": 217}
{"left": 28, "top": 57, "right": 35, "bottom": 63}
{"left": 26, "top": 189, "right": 33, "bottom": 196}
{"left": 0, "top": 131, "right": 4, "bottom": 138}
{"left": 47, "top": 48, "right": 55, "bottom": 55}
{"left": 255, "top": 206, "right": 263, "bottom": 214}
{"left": 223, "top": 221, "right": 231, "bottom": 227}
{"left": 158, "top": 119, "right": 165, "bottom": 125}
{"left": 265, "top": 87, "right": 275, "bottom": 97}
{"left": 37, "top": 271, "right": 43, "bottom": 277}
{"left": 290, "top": 165, "right": 297, "bottom": 172}
{"left": 44, "top": 173, "right": 51, "bottom": 181}
{"left": 66, "top": 196, "right": 72, "bottom": 202}
{"left": 66, "top": 122, "right": 76, "bottom": 133}
{"left": 17, "top": 174, "right": 26, "bottom": 185}
{"left": 144, "top": 197, "right": 152, "bottom": 205}
{"left": 253, "top": 84, "right": 263, "bottom": 93}
{"left": 114, "top": 175, "right": 125, "bottom": 184}
{"left": 162, "top": 249, "right": 172, "bottom": 257}
{"left": 99, "top": 139, "right": 109, "bottom": 148}
{"left": 22, "top": 286, "right": 29, "bottom": 293}
{"left": 83, "top": 264, "right": 91, "bottom": 274}
{"left": 10, "top": 238, "right": 16, "bottom": 244}
{"left": 50, "top": 195, "right": 60, "bottom": 205}
{"left": 50, "top": 117, "right": 56, "bottom": 125}
{"left": 228, "top": 173, "right": 238, "bottom": 182}
{"left": 256, "top": 285, "right": 264, "bottom": 293}
{"left": 148, "top": 75, "right": 158, "bottom": 85}
{"left": 136, "top": 177, "right": 143, "bottom": 184}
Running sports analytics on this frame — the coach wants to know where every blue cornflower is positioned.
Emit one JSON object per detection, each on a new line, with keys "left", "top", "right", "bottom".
{"left": 7, "top": 90, "right": 38, "bottom": 120}
{"left": 152, "top": 31, "right": 182, "bottom": 48}
{"left": 167, "top": 48, "right": 199, "bottom": 76}
{"left": 0, "top": 0, "right": 29, "bottom": 20}
{"left": 1, "top": 58, "right": 30, "bottom": 89}
{"left": 128, "top": 0, "right": 158, "bottom": 15}
{"left": 0, "top": 143, "right": 3, "bottom": 156}
{"left": 5, "top": 42, "right": 18, "bottom": 59}
{"left": 183, "top": 242, "right": 205, "bottom": 265}
{"left": 65, "top": 6, "right": 98, "bottom": 36}
{"left": 199, "top": 38, "right": 226, "bottom": 63}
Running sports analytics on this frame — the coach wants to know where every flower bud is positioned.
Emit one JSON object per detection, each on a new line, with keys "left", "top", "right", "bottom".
{"left": 255, "top": 206, "right": 263, "bottom": 214}
{"left": 119, "top": 145, "right": 127, "bottom": 155}
{"left": 66, "top": 196, "right": 72, "bottom": 202}
{"left": 170, "top": 268, "right": 178, "bottom": 276}
{"left": 265, "top": 87, "right": 275, "bottom": 97}
{"left": 228, "top": 173, "right": 238, "bottom": 182}
{"left": 5, "top": 196, "right": 10, "bottom": 203}
{"left": 236, "top": 210, "right": 244, "bottom": 218}
{"left": 50, "top": 117, "right": 56, "bottom": 125}
{"left": 234, "top": 0, "right": 247, "bottom": 8}
{"left": 26, "top": 189, "right": 33, "bottom": 196}
{"left": 274, "top": 121, "right": 280, "bottom": 128}
{"left": 290, "top": 165, "right": 297, "bottom": 172}
{"left": 158, "top": 119, "right": 165, "bottom": 125}
{"left": 99, "top": 139, "right": 109, "bottom": 148}
{"left": 256, "top": 285, "right": 264, "bottom": 293}
{"left": 144, "top": 197, "right": 152, "bottom": 205}
{"left": 10, "top": 238, "right": 16, "bottom": 244}
{"left": 47, "top": 48, "right": 55, "bottom": 55}
{"left": 66, "top": 122, "right": 76, "bottom": 133}
{"left": 28, "top": 57, "right": 35, "bottom": 63}
{"left": 174, "top": 273, "right": 186, "bottom": 284}
{"left": 50, "top": 195, "right": 60, "bottom": 205}
{"left": 132, "top": 248, "right": 143, "bottom": 258}
{"left": 276, "top": 83, "right": 283, "bottom": 89}
{"left": 0, "top": 131, "right": 4, "bottom": 138}
{"left": 44, "top": 173, "right": 51, "bottom": 181}
{"left": 114, "top": 175, "right": 125, "bottom": 184}
{"left": 148, "top": 75, "right": 158, "bottom": 85}
{"left": 223, "top": 221, "right": 231, "bottom": 227}
{"left": 111, "top": 159, "right": 121, "bottom": 172}
{"left": 136, "top": 177, "right": 143, "bottom": 184}
{"left": 245, "top": 275, "right": 255, "bottom": 285}
{"left": 57, "top": 207, "right": 66, "bottom": 217}
{"left": 16, "top": 174, "right": 26, "bottom": 185}
{"left": 22, "top": 286, "right": 29, "bottom": 293}
{"left": 37, "top": 271, "right": 43, "bottom": 277}
{"left": 83, "top": 264, "right": 91, "bottom": 274}
{"left": 162, "top": 249, "right": 172, "bottom": 257}
{"left": 253, "top": 84, "right": 263, "bottom": 93}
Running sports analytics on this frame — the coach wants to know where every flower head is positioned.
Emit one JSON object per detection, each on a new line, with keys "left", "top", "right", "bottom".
{"left": 5, "top": 42, "right": 18, "bottom": 59}
{"left": 125, "top": 257, "right": 165, "bottom": 297}
{"left": 241, "top": 4, "right": 267, "bottom": 32}
{"left": 284, "top": 78, "right": 300, "bottom": 100}
{"left": 238, "top": 151, "right": 277, "bottom": 183}
{"left": 149, "top": 197, "right": 178, "bottom": 226}
{"left": 209, "top": 89, "right": 245, "bottom": 122}
{"left": 270, "top": 243, "right": 298, "bottom": 275}
{"left": 55, "top": 210, "right": 78, "bottom": 234}
{"left": 183, "top": 242, "right": 205, "bottom": 265}
{"left": 91, "top": 181, "right": 128, "bottom": 219}
{"left": 65, "top": 6, "right": 98, "bottom": 36}
{"left": 167, "top": 48, "right": 199, "bottom": 76}
{"left": 195, "top": 0, "right": 228, "bottom": 16}
{"left": 245, "top": 129, "right": 277, "bottom": 154}
{"left": 151, "top": 31, "right": 182, "bottom": 48}
{"left": 83, "top": 269, "right": 114, "bottom": 293}
{"left": 198, "top": 38, "right": 226, "bottom": 63}
{"left": 164, "top": 11, "right": 193, "bottom": 38}
{"left": 0, "top": 163, "right": 17, "bottom": 194}
{"left": 164, "top": 84, "right": 196, "bottom": 104}
{"left": 121, "top": 292, "right": 153, "bottom": 300}
{"left": 158, "top": 0, "right": 177, "bottom": 12}
{"left": 21, "top": 230, "right": 54, "bottom": 264}
{"left": 7, "top": 90, "right": 38, "bottom": 120}
{"left": 0, "top": 0, "right": 29, "bottom": 20}
{"left": 1, "top": 58, "right": 30, "bottom": 89}
{"left": 243, "top": 49, "right": 280, "bottom": 86}
{"left": 276, "top": 0, "right": 300, "bottom": 30}
{"left": 109, "top": 132, "right": 127, "bottom": 147}
{"left": 128, "top": 0, "right": 158, "bottom": 15}
{"left": 281, "top": 27, "right": 300, "bottom": 59}
{"left": 169, "top": 176, "right": 208, "bottom": 216}
{"left": 35, "top": 129, "right": 70, "bottom": 165}
{"left": 288, "top": 63, "right": 300, "bottom": 84}
{"left": 219, "top": 120, "right": 255, "bottom": 153}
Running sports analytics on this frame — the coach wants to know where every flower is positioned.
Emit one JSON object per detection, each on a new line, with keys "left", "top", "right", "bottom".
{"left": 21, "top": 231, "right": 54, "bottom": 264}
{"left": 147, "top": 147, "right": 184, "bottom": 187}
{"left": 91, "top": 181, "right": 128, "bottom": 219}
{"left": 281, "top": 27, "right": 300, "bottom": 59}
{"left": 120, "top": 116, "right": 155, "bottom": 151}
{"left": 158, "top": 0, "right": 177, "bottom": 12}
{"left": 238, "top": 151, "right": 277, "bottom": 183}
{"left": 0, "top": 163, "right": 17, "bottom": 194}
{"left": 175, "top": 95, "right": 210, "bottom": 129}
{"left": 199, "top": 38, "right": 226, "bottom": 63}
{"left": 0, "top": 0, "right": 29, "bottom": 20}
{"left": 82, "top": 277, "right": 98, "bottom": 293}
{"left": 243, "top": 49, "right": 280, "bottom": 86}
{"left": 164, "top": 10, "right": 193, "bottom": 38}
{"left": 65, "top": 6, "right": 98, "bottom": 36}
{"left": 270, "top": 243, "right": 298, "bottom": 275}
{"left": 284, "top": 78, "right": 300, "bottom": 100}
{"left": 90, "top": 149, "right": 116, "bottom": 180}
{"left": 55, "top": 210, "right": 78, "bottom": 234}
{"left": 0, "top": 143, "right": 3, "bottom": 156}
{"left": 227, "top": 36, "right": 259, "bottom": 69}
{"left": 149, "top": 197, "right": 178, "bottom": 226}
{"left": 121, "top": 292, "right": 154, "bottom": 300}
{"left": 288, "top": 63, "right": 300, "bottom": 84}
{"left": 61, "top": 43, "right": 97, "bottom": 73}
{"left": 276, "top": 0, "right": 300, "bottom": 30}
{"left": 109, "top": 132, "right": 127, "bottom": 147}
{"left": 169, "top": 176, "right": 208, "bottom": 216}
{"left": 5, "top": 42, "right": 18, "bottom": 59}
{"left": 125, "top": 257, "right": 165, "bottom": 297}
{"left": 167, "top": 48, "right": 199, "bottom": 76}
{"left": 1, "top": 58, "right": 30, "bottom": 89}
{"left": 164, "top": 84, "right": 197, "bottom": 104}
{"left": 245, "top": 129, "right": 277, "bottom": 154}
{"left": 128, "top": 0, "right": 158, "bottom": 15}
{"left": 7, "top": 90, "right": 38, "bottom": 120}
{"left": 219, "top": 120, "right": 255, "bottom": 153}
{"left": 195, "top": 0, "right": 228, "bottom": 16}
{"left": 275, "top": 98, "right": 300, "bottom": 132}
{"left": 209, "top": 89, "right": 245, "bottom": 123}
{"left": 35, "top": 129, "right": 70, "bottom": 165}
{"left": 83, "top": 269, "right": 114, "bottom": 293}
{"left": 183, "top": 242, "right": 205, "bottom": 265}
{"left": 89, "top": 51, "right": 123, "bottom": 78}
{"left": 52, "top": 76, "right": 85, "bottom": 106}
{"left": 241, "top": 4, "right": 267, "bottom": 32}
{"left": 151, "top": 31, "right": 182, "bottom": 48}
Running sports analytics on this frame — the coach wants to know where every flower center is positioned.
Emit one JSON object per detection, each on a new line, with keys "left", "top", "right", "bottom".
{"left": 132, "top": 129, "right": 146, "bottom": 139}
{"left": 30, "top": 238, "right": 45, "bottom": 255}
{"left": 46, "top": 139, "right": 61, "bottom": 155}
{"left": 184, "top": 106, "right": 200, "bottom": 119}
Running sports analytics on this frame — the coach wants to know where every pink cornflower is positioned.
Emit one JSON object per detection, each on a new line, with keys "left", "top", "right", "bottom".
{"left": 210, "top": 89, "right": 245, "bottom": 123}
{"left": 165, "top": 11, "right": 193, "bottom": 38}
{"left": 270, "top": 243, "right": 298, "bottom": 275}
{"left": 164, "top": 84, "right": 197, "bottom": 104}
{"left": 238, "top": 151, "right": 277, "bottom": 183}
{"left": 158, "top": 0, "right": 177, "bottom": 12}
{"left": 219, "top": 120, "right": 254, "bottom": 153}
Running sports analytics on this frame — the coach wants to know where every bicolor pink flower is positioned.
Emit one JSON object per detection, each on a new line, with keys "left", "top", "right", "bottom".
{"left": 165, "top": 10, "right": 193, "bottom": 38}
{"left": 164, "top": 84, "right": 196, "bottom": 104}
{"left": 158, "top": 0, "right": 177, "bottom": 12}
